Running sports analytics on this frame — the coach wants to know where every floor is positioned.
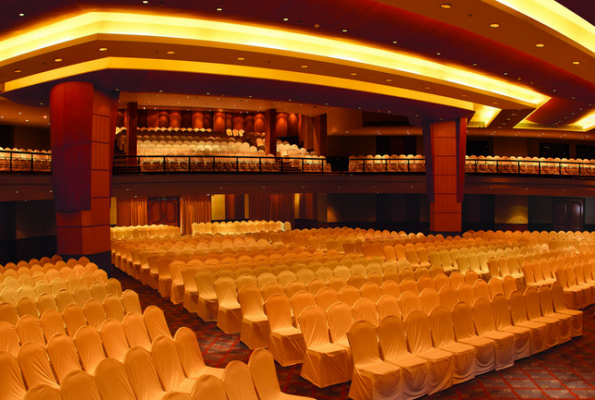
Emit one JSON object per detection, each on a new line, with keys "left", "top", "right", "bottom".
{"left": 114, "top": 269, "right": 595, "bottom": 400}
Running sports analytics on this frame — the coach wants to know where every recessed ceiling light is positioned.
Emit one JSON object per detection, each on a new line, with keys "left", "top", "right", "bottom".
{"left": 142, "top": 0, "right": 148, "bottom": 3}
{"left": 424, "top": 86, "right": 431, "bottom": 90}
{"left": 99, "top": 47, "right": 108, "bottom": 51}
{"left": 535, "top": 43, "right": 545, "bottom": 47}
{"left": 440, "top": 4, "right": 451, "bottom": 9}
{"left": 237, "top": 57, "right": 245, "bottom": 61}
{"left": 216, "top": 8, "right": 223, "bottom": 11}
{"left": 386, "top": 79, "right": 392, "bottom": 82}
{"left": 167, "top": 51, "right": 175, "bottom": 55}
{"left": 573, "top": 61, "right": 580, "bottom": 65}
{"left": 14, "top": 69, "right": 22, "bottom": 73}
{"left": 490, "top": 23, "right": 500, "bottom": 28}
{"left": 461, "top": 94, "right": 467, "bottom": 97}
{"left": 301, "top": 65, "right": 308, "bottom": 68}
{"left": 350, "top": 72, "right": 357, "bottom": 76}
{"left": 342, "top": 29, "right": 347, "bottom": 33}
{"left": 392, "top": 41, "right": 397, "bottom": 44}
{"left": 283, "top": 18, "right": 289, "bottom": 21}
{"left": 54, "top": 58, "right": 63, "bottom": 62}
{"left": 19, "top": 13, "right": 24, "bottom": 17}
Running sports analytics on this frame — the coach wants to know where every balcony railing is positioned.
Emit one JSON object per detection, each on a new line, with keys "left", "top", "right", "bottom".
{"left": 0, "top": 150, "right": 52, "bottom": 173}
{"left": 464, "top": 159, "right": 595, "bottom": 177}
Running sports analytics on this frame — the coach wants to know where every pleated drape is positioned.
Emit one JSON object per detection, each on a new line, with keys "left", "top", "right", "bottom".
{"left": 180, "top": 195, "right": 212, "bottom": 235}
{"left": 249, "top": 193, "right": 294, "bottom": 225}
{"left": 117, "top": 197, "right": 148, "bottom": 226}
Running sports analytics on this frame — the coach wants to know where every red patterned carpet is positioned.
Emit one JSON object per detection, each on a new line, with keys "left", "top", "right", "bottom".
{"left": 114, "top": 269, "right": 595, "bottom": 400}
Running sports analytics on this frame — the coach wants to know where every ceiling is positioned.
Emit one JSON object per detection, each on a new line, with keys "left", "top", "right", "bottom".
{"left": 1, "top": 0, "right": 595, "bottom": 135}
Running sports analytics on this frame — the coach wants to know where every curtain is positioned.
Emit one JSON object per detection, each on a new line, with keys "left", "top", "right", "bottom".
{"left": 117, "top": 196, "right": 148, "bottom": 226}
{"left": 249, "top": 193, "right": 294, "bottom": 225}
{"left": 180, "top": 195, "right": 212, "bottom": 235}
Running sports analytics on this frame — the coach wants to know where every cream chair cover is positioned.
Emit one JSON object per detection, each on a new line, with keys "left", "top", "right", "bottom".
{"left": 338, "top": 285, "right": 361, "bottom": 307}
{"left": 346, "top": 320, "right": 402, "bottom": 400}
{"left": 104, "top": 295, "right": 126, "bottom": 322}
{"left": 538, "top": 286, "right": 573, "bottom": 343}
{"left": 507, "top": 291, "right": 548, "bottom": 355}
{"left": 47, "top": 334, "right": 83, "bottom": 383}
{"left": 182, "top": 266, "right": 200, "bottom": 313}
{"left": 378, "top": 315, "right": 429, "bottom": 398}
{"left": 0, "top": 302, "right": 19, "bottom": 325}
{"left": 121, "top": 314, "right": 151, "bottom": 351}
{"left": 187, "top": 376, "right": 225, "bottom": 400}
{"left": 18, "top": 342, "right": 58, "bottom": 388}
{"left": 214, "top": 276, "right": 242, "bottom": 334}
{"left": 101, "top": 319, "right": 132, "bottom": 361}
{"left": 144, "top": 305, "right": 172, "bottom": 340}
{"left": 122, "top": 289, "right": 143, "bottom": 315}
{"left": 84, "top": 299, "right": 108, "bottom": 330}
{"left": 74, "top": 325, "right": 106, "bottom": 374}
{"left": 95, "top": 358, "right": 137, "bottom": 400}
{"left": 550, "top": 282, "right": 582, "bottom": 337}
{"left": 174, "top": 327, "right": 224, "bottom": 379}
{"left": 398, "top": 291, "right": 423, "bottom": 319}
{"left": 315, "top": 287, "right": 340, "bottom": 312}
{"left": 0, "top": 321, "right": 20, "bottom": 356}
{"left": 452, "top": 302, "right": 496, "bottom": 375}
{"left": 264, "top": 294, "right": 306, "bottom": 366}
{"left": 36, "top": 293, "right": 58, "bottom": 315}
{"left": 62, "top": 303, "right": 87, "bottom": 336}
{"left": 15, "top": 315, "right": 45, "bottom": 345}
{"left": 223, "top": 361, "right": 259, "bottom": 400}
{"left": 238, "top": 285, "right": 270, "bottom": 349}
{"left": 169, "top": 262, "right": 186, "bottom": 305}
{"left": 152, "top": 335, "right": 196, "bottom": 393}
{"left": 124, "top": 347, "right": 169, "bottom": 400}
{"left": 0, "top": 352, "right": 26, "bottom": 400}
{"left": 428, "top": 306, "right": 476, "bottom": 384}
{"left": 248, "top": 348, "right": 316, "bottom": 400}
{"left": 524, "top": 288, "right": 560, "bottom": 348}
{"left": 472, "top": 298, "right": 515, "bottom": 370}
{"left": 195, "top": 271, "right": 218, "bottom": 322}
{"left": 352, "top": 298, "right": 379, "bottom": 326}
{"left": 23, "top": 384, "right": 61, "bottom": 400}
{"left": 60, "top": 370, "right": 102, "bottom": 400}
{"left": 326, "top": 302, "right": 354, "bottom": 350}
{"left": 90, "top": 282, "right": 108, "bottom": 302}
{"left": 297, "top": 306, "right": 352, "bottom": 387}
{"left": 404, "top": 310, "right": 453, "bottom": 395}
{"left": 490, "top": 294, "right": 531, "bottom": 360}
{"left": 376, "top": 295, "right": 401, "bottom": 321}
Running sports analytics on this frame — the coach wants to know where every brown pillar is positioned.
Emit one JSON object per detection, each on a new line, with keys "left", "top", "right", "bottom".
{"left": 264, "top": 109, "right": 277, "bottom": 155}
{"left": 423, "top": 118, "right": 467, "bottom": 233}
{"left": 50, "top": 82, "right": 116, "bottom": 273}
{"left": 213, "top": 112, "right": 226, "bottom": 133}
{"left": 313, "top": 114, "right": 327, "bottom": 156}
{"left": 126, "top": 102, "right": 137, "bottom": 168}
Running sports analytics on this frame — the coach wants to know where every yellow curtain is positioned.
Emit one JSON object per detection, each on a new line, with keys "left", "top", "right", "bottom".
{"left": 116, "top": 197, "right": 148, "bottom": 226}
{"left": 180, "top": 195, "right": 212, "bottom": 235}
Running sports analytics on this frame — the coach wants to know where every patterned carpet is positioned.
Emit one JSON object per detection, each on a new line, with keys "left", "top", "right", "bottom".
{"left": 114, "top": 269, "right": 595, "bottom": 400}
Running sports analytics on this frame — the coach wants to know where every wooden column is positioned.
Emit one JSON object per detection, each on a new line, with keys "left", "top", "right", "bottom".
{"left": 313, "top": 114, "right": 328, "bottom": 156}
{"left": 423, "top": 118, "right": 467, "bottom": 233}
{"left": 50, "top": 82, "right": 116, "bottom": 273}
{"left": 264, "top": 109, "right": 277, "bottom": 155}
{"left": 125, "top": 102, "right": 137, "bottom": 156}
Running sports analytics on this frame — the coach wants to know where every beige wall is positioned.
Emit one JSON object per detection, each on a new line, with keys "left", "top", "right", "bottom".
{"left": 327, "top": 193, "right": 375, "bottom": 223}
{"left": 327, "top": 109, "right": 363, "bottom": 135}
{"left": 493, "top": 137, "right": 528, "bottom": 157}
{"left": 494, "top": 195, "right": 528, "bottom": 224}
{"left": 327, "top": 136, "right": 376, "bottom": 157}
{"left": 15, "top": 200, "right": 56, "bottom": 239}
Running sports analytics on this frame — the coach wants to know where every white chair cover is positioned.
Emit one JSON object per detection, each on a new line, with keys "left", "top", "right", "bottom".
{"left": 264, "top": 294, "right": 306, "bottom": 366}
{"left": 472, "top": 298, "right": 515, "bottom": 370}
{"left": 452, "top": 302, "right": 496, "bottom": 375}
{"left": 223, "top": 361, "right": 259, "bottom": 400}
{"left": 143, "top": 305, "right": 172, "bottom": 341}
{"left": 152, "top": 335, "right": 196, "bottom": 393}
{"left": 297, "top": 306, "right": 352, "bottom": 387}
{"left": 74, "top": 325, "right": 106, "bottom": 374}
{"left": 18, "top": 342, "right": 59, "bottom": 389}
{"left": 95, "top": 358, "right": 137, "bottom": 400}
{"left": 378, "top": 315, "right": 429, "bottom": 398}
{"left": 346, "top": 320, "right": 402, "bottom": 400}
{"left": 47, "top": 334, "right": 82, "bottom": 383}
{"left": 174, "top": 327, "right": 224, "bottom": 380}
{"left": 60, "top": 370, "right": 102, "bottom": 400}
{"left": 404, "top": 310, "right": 453, "bottom": 395}
{"left": 101, "top": 318, "right": 131, "bottom": 361}
{"left": 238, "top": 285, "right": 270, "bottom": 349}
{"left": 23, "top": 384, "right": 61, "bottom": 400}
{"left": 0, "top": 352, "right": 26, "bottom": 400}
{"left": 124, "top": 347, "right": 168, "bottom": 400}
{"left": 214, "top": 277, "right": 242, "bottom": 334}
